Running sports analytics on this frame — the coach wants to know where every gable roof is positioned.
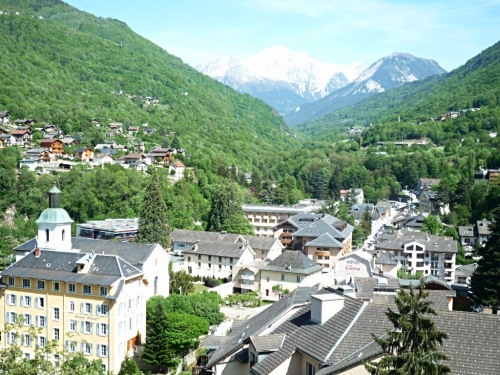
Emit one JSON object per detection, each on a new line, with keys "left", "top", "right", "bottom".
{"left": 375, "top": 229, "right": 457, "bottom": 254}
{"left": 261, "top": 251, "right": 323, "bottom": 275}
{"left": 185, "top": 240, "right": 255, "bottom": 258}
{"left": 288, "top": 214, "right": 354, "bottom": 242}
{"left": 205, "top": 286, "right": 318, "bottom": 368}
{"left": 172, "top": 229, "right": 282, "bottom": 251}
{"left": 250, "top": 333, "right": 286, "bottom": 352}
{"left": 1, "top": 249, "right": 142, "bottom": 286}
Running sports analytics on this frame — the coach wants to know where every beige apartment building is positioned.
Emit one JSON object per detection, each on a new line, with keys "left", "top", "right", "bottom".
{"left": 0, "top": 186, "right": 169, "bottom": 373}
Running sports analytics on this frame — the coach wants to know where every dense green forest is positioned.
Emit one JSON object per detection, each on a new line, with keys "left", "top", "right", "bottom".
{"left": 0, "top": 0, "right": 297, "bottom": 171}
{"left": 0, "top": 0, "right": 499, "bottom": 269}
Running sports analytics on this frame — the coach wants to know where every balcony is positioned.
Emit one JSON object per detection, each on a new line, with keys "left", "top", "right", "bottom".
{"left": 240, "top": 274, "right": 255, "bottom": 281}
{"left": 315, "top": 250, "right": 331, "bottom": 257}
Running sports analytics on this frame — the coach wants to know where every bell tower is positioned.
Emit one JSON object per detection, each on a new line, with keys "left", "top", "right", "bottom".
{"left": 35, "top": 185, "right": 73, "bottom": 251}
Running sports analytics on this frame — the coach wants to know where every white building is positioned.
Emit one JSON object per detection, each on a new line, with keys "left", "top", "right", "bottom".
{"left": 374, "top": 229, "right": 457, "bottom": 283}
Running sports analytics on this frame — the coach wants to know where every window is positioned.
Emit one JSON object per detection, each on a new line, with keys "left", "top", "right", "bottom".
{"left": 37, "top": 336, "right": 46, "bottom": 347}
{"left": 83, "top": 321, "right": 93, "bottom": 334}
{"left": 37, "top": 280, "right": 45, "bottom": 290}
{"left": 69, "top": 319, "right": 77, "bottom": 332}
{"left": 36, "top": 315, "right": 47, "bottom": 328}
{"left": 83, "top": 342, "right": 93, "bottom": 355}
{"left": 35, "top": 297, "right": 45, "bottom": 308}
{"left": 7, "top": 312, "right": 17, "bottom": 324}
{"left": 266, "top": 277, "right": 270, "bottom": 282}
{"left": 83, "top": 302, "right": 92, "bottom": 315}
{"left": 53, "top": 282, "right": 60, "bottom": 292}
{"left": 296, "top": 276, "right": 301, "bottom": 283}
{"left": 100, "top": 286, "right": 108, "bottom": 296}
{"left": 187, "top": 256, "right": 191, "bottom": 262}
{"left": 23, "top": 278, "right": 31, "bottom": 288}
{"left": 281, "top": 274, "right": 285, "bottom": 281}
{"left": 68, "top": 283, "right": 76, "bottom": 293}
{"left": 22, "top": 334, "right": 31, "bottom": 347}
{"left": 306, "top": 362, "right": 316, "bottom": 375}
{"left": 97, "top": 323, "right": 109, "bottom": 336}
{"left": 53, "top": 307, "right": 60, "bottom": 321}
{"left": 219, "top": 256, "right": 222, "bottom": 262}
{"left": 98, "top": 344, "right": 108, "bottom": 357}
{"left": 6, "top": 332, "right": 17, "bottom": 345}
{"left": 208, "top": 263, "right": 212, "bottom": 269}
{"left": 68, "top": 300, "right": 75, "bottom": 312}
{"left": 8, "top": 294, "right": 16, "bottom": 306}
{"left": 97, "top": 304, "right": 109, "bottom": 316}
{"left": 218, "top": 264, "right": 222, "bottom": 269}
{"left": 45, "top": 229, "right": 49, "bottom": 242}
{"left": 229, "top": 258, "right": 233, "bottom": 264}
{"left": 21, "top": 296, "right": 31, "bottom": 307}
{"left": 8, "top": 277, "right": 14, "bottom": 286}
{"left": 208, "top": 255, "right": 212, "bottom": 261}
{"left": 53, "top": 328, "right": 60, "bottom": 340}
{"left": 22, "top": 313, "right": 31, "bottom": 326}
{"left": 66, "top": 340, "right": 77, "bottom": 352}
{"left": 198, "top": 254, "right": 201, "bottom": 260}
{"left": 62, "top": 229, "right": 65, "bottom": 241}
{"left": 83, "top": 285, "right": 92, "bottom": 295}
{"left": 198, "top": 262, "right": 201, "bottom": 268}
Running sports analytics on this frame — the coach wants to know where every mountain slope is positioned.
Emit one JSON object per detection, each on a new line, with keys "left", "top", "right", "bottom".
{"left": 0, "top": 0, "right": 297, "bottom": 170}
{"left": 197, "top": 46, "right": 362, "bottom": 115}
{"left": 285, "top": 53, "right": 446, "bottom": 126}
{"left": 296, "top": 41, "right": 500, "bottom": 140}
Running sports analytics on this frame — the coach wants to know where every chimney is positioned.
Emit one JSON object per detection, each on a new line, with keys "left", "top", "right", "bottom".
{"left": 310, "top": 294, "right": 345, "bottom": 324}
{"left": 34, "top": 248, "right": 42, "bottom": 258}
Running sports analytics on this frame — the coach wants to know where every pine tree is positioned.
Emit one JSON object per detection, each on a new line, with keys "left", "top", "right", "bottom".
{"left": 365, "top": 285, "right": 450, "bottom": 375}
{"left": 470, "top": 209, "right": 500, "bottom": 308}
{"left": 142, "top": 298, "right": 173, "bottom": 372}
{"left": 206, "top": 182, "right": 253, "bottom": 235}
{"left": 138, "top": 171, "right": 170, "bottom": 248}
{"left": 118, "top": 355, "right": 142, "bottom": 375}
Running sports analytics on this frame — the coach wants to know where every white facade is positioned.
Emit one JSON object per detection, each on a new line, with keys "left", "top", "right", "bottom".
{"left": 185, "top": 247, "right": 255, "bottom": 279}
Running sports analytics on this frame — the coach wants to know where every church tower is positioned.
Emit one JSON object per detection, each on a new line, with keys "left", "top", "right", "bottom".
{"left": 35, "top": 186, "right": 73, "bottom": 251}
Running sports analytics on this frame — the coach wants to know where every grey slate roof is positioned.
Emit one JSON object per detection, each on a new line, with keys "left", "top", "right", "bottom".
{"left": 250, "top": 333, "right": 286, "bottom": 352}
{"left": 205, "top": 286, "right": 318, "bottom": 369}
{"left": 261, "top": 251, "right": 323, "bottom": 275}
{"left": 72, "top": 237, "right": 159, "bottom": 270}
{"left": 1, "top": 249, "right": 142, "bottom": 286}
{"left": 305, "top": 233, "right": 343, "bottom": 248}
{"left": 250, "top": 291, "right": 365, "bottom": 375}
{"left": 317, "top": 307, "right": 500, "bottom": 375}
{"left": 185, "top": 240, "right": 255, "bottom": 258}
{"left": 458, "top": 225, "right": 474, "bottom": 237}
{"left": 172, "top": 229, "right": 281, "bottom": 251}
{"left": 204, "top": 335, "right": 231, "bottom": 350}
{"left": 13, "top": 237, "right": 159, "bottom": 271}
{"left": 477, "top": 220, "right": 492, "bottom": 235}
{"left": 375, "top": 229, "right": 457, "bottom": 254}
{"left": 291, "top": 214, "right": 354, "bottom": 242}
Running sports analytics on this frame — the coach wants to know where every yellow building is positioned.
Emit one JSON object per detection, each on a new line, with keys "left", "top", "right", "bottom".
{"left": 0, "top": 186, "right": 169, "bottom": 373}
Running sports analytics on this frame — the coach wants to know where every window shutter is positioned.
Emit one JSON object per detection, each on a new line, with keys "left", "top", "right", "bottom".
{"left": 96, "top": 323, "right": 100, "bottom": 335}
{"left": 89, "top": 303, "right": 93, "bottom": 315}
{"left": 97, "top": 344, "right": 101, "bottom": 357}
{"left": 105, "top": 324, "right": 109, "bottom": 336}
{"left": 20, "top": 296, "right": 24, "bottom": 307}
{"left": 80, "top": 303, "right": 84, "bottom": 314}
{"left": 65, "top": 340, "right": 69, "bottom": 352}
{"left": 81, "top": 321, "right": 84, "bottom": 333}
{"left": 90, "top": 323, "right": 93, "bottom": 334}
{"left": 35, "top": 297, "right": 39, "bottom": 308}
{"left": 90, "top": 343, "right": 93, "bottom": 355}
{"left": 96, "top": 304, "right": 101, "bottom": 315}
{"left": 35, "top": 315, "right": 39, "bottom": 327}
{"left": 5, "top": 312, "right": 9, "bottom": 324}
{"left": 13, "top": 295, "right": 16, "bottom": 305}
{"left": 81, "top": 342, "right": 85, "bottom": 352}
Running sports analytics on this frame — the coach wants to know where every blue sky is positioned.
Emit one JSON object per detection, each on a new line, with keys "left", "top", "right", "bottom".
{"left": 65, "top": 0, "right": 500, "bottom": 71}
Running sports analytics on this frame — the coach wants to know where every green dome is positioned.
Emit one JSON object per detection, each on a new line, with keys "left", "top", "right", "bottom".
{"left": 36, "top": 208, "right": 74, "bottom": 224}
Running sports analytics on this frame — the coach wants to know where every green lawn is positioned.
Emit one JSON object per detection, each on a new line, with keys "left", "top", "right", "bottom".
{"left": 193, "top": 284, "right": 208, "bottom": 293}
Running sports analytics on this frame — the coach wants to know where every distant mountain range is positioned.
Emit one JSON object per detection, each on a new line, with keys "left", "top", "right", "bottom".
{"left": 285, "top": 53, "right": 447, "bottom": 125}
{"left": 198, "top": 48, "right": 446, "bottom": 125}
{"left": 197, "top": 46, "right": 363, "bottom": 115}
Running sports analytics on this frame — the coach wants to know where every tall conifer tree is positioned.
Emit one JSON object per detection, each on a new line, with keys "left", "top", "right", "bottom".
{"left": 142, "top": 298, "right": 172, "bottom": 372}
{"left": 365, "top": 285, "right": 450, "bottom": 375}
{"left": 470, "top": 209, "right": 500, "bottom": 308}
{"left": 138, "top": 171, "right": 170, "bottom": 248}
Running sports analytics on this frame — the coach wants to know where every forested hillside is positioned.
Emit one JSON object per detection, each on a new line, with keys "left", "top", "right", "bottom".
{"left": 0, "top": 0, "right": 296, "bottom": 170}
{"left": 297, "top": 41, "right": 500, "bottom": 140}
